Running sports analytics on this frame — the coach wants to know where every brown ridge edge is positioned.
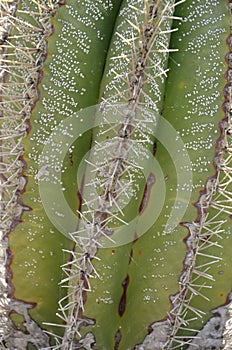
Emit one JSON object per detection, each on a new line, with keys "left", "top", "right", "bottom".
{"left": 0, "top": 0, "right": 23, "bottom": 346}
{"left": 2, "top": 1, "right": 66, "bottom": 348}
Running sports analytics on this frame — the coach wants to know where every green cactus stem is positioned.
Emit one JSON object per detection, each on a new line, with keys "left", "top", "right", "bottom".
{"left": 0, "top": 0, "right": 231, "bottom": 349}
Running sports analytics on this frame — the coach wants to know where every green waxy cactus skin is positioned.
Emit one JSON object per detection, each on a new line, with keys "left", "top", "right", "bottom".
{"left": 3, "top": 0, "right": 124, "bottom": 347}
{"left": 0, "top": 0, "right": 231, "bottom": 349}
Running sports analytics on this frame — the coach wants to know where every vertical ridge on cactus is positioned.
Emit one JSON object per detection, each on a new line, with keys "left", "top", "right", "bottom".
{"left": 155, "top": 1, "right": 232, "bottom": 348}
{"left": 49, "top": 1, "right": 185, "bottom": 348}
{"left": 3, "top": 0, "right": 125, "bottom": 347}
{"left": 0, "top": 0, "right": 60, "bottom": 347}
{"left": 0, "top": 1, "right": 20, "bottom": 344}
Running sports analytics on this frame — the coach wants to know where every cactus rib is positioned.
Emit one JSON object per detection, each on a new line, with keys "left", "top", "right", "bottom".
{"left": 0, "top": 1, "right": 19, "bottom": 345}
{"left": 0, "top": 0, "right": 61, "bottom": 347}
{"left": 53, "top": 1, "right": 186, "bottom": 348}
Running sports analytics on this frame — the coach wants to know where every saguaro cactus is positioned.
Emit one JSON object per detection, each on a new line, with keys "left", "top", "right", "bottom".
{"left": 0, "top": 0, "right": 232, "bottom": 349}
